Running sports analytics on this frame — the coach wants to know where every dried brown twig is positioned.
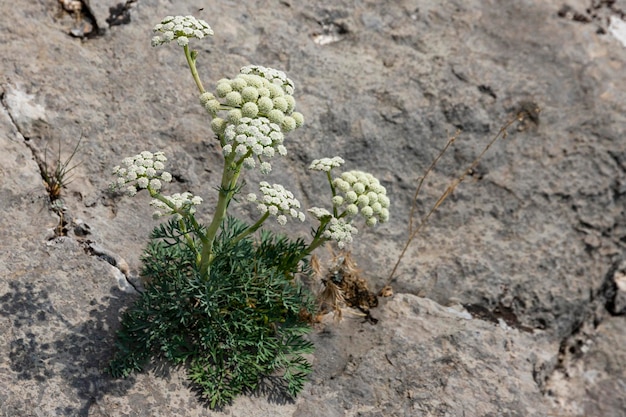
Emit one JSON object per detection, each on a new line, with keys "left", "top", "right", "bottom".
{"left": 384, "top": 111, "right": 534, "bottom": 290}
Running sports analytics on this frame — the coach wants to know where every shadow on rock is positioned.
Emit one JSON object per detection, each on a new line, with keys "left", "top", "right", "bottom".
{"left": 0, "top": 282, "right": 138, "bottom": 416}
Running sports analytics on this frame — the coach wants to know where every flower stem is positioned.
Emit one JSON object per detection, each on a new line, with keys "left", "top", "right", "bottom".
{"left": 326, "top": 171, "right": 339, "bottom": 218}
{"left": 149, "top": 190, "right": 205, "bottom": 264}
{"left": 299, "top": 218, "right": 330, "bottom": 260}
{"left": 199, "top": 158, "right": 242, "bottom": 279}
{"left": 230, "top": 212, "right": 270, "bottom": 247}
{"left": 184, "top": 45, "right": 205, "bottom": 94}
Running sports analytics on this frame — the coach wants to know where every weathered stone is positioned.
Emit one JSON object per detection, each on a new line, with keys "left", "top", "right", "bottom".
{"left": 1, "top": 0, "right": 625, "bottom": 415}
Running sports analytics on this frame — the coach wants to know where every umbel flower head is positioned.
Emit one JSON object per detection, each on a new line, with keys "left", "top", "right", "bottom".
{"left": 307, "top": 207, "right": 358, "bottom": 249}
{"left": 222, "top": 117, "right": 286, "bottom": 174}
{"left": 150, "top": 192, "right": 203, "bottom": 220}
{"left": 111, "top": 151, "right": 172, "bottom": 196}
{"left": 331, "top": 170, "right": 390, "bottom": 226}
{"left": 309, "top": 156, "right": 345, "bottom": 172}
{"left": 323, "top": 217, "right": 358, "bottom": 249}
{"left": 203, "top": 65, "right": 304, "bottom": 135}
{"left": 151, "top": 15, "right": 214, "bottom": 47}
{"left": 247, "top": 182, "right": 305, "bottom": 225}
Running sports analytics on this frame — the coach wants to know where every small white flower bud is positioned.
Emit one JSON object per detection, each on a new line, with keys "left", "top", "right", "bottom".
{"left": 211, "top": 117, "right": 227, "bottom": 134}
{"left": 243, "top": 157, "right": 255, "bottom": 169}
{"left": 292, "top": 111, "right": 304, "bottom": 127}
{"left": 334, "top": 179, "right": 350, "bottom": 192}
{"left": 267, "top": 109, "right": 285, "bottom": 124}
{"left": 199, "top": 92, "right": 214, "bottom": 105}
{"left": 137, "top": 177, "right": 149, "bottom": 188}
{"left": 345, "top": 191, "right": 358, "bottom": 203}
{"left": 241, "top": 86, "right": 259, "bottom": 102}
{"left": 227, "top": 109, "right": 243, "bottom": 124}
{"left": 149, "top": 179, "right": 162, "bottom": 191}
{"left": 216, "top": 82, "right": 232, "bottom": 97}
{"left": 268, "top": 84, "right": 283, "bottom": 98}
{"left": 231, "top": 77, "right": 247, "bottom": 91}
{"left": 235, "top": 144, "right": 248, "bottom": 156}
{"left": 380, "top": 208, "right": 390, "bottom": 222}
{"left": 342, "top": 172, "right": 357, "bottom": 184}
{"left": 225, "top": 91, "right": 242, "bottom": 107}
{"left": 361, "top": 206, "right": 374, "bottom": 218}
{"left": 257, "top": 96, "right": 274, "bottom": 113}
{"left": 357, "top": 194, "right": 370, "bottom": 207}
{"left": 281, "top": 116, "right": 296, "bottom": 132}
{"left": 241, "top": 102, "right": 259, "bottom": 118}
{"left": 273, "top": 97, "right": 288, "bottom": 112}
{"left": 284, "top": 95, "right": 296, "bottom": 113}
{"left": 353, "top": 182, "right": 366, "bottom": 194}
{"left": 205, "top": 99, "right": 221, "bottom": 114}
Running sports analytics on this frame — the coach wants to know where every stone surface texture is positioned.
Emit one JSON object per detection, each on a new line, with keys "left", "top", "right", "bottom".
{"left": 1, "top": 0, "right": 625, "bottom": 416}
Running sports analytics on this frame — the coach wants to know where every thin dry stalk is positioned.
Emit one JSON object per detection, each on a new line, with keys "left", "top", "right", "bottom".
{"left": 408, "top": 132, "right": 458, "bottom": 235}
{"left": 385, "top": 113, "right": 528, "bottom": 288}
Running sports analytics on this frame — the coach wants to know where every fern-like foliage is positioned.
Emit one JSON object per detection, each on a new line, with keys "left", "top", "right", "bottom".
{"left": 108, "top": 217, "right": 315, "bottom": 409}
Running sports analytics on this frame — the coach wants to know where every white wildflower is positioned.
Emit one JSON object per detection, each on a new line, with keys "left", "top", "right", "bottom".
{"left": 308, "top": 207, "right": 332, "bottom": 220}
{"left": 152, "top": 15, "right": 214, "bottom": 47}
{"left": 251, "top": 182, "right": 305, "bottom": 225}
{"left": 309, "top": 156, "right": 345, "bottom": 172}
{"left": 330, "top": 170, "right": 390, "bottom": 225}
{"left": 222, "top": 117, "right": 284, "bottom": 173}
{"left": 322, "top": 217, "right": 358, "bottom": 249}
{"left": 150, "top": 191, "right": 202, "bottom": 220}
{"left": 111, "top": 151, "right": 172, "bottom": 196}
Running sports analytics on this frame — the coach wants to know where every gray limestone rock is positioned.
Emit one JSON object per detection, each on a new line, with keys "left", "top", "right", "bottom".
{"left": 0, "top": 0, "right": 625, "bottom": 416}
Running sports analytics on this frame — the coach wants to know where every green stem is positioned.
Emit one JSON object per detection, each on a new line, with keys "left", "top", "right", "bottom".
{"left": 184, "top": 45, "right": 205, "bottom": 94}
{"left": 178, "top": 217, "right": 201, "bottom": 266}
{"left": 149, "top": 190, "right": 204, "bottom": 264}
{"left": 230, "top": 212, "right": 270, "bottom": 247}
{"left": 326, "top": 171, "right": 338, "bottom": 218}
{"left": 199, "top": 157, "right": 243, "bottom": 279}
{"left": 299, "top": 218, "right": 331, "bottom": 260}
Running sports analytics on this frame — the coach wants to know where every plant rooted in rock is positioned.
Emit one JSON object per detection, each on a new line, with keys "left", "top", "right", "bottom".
{"left": 107, "top": 15, "right": 390, "bottom": 408}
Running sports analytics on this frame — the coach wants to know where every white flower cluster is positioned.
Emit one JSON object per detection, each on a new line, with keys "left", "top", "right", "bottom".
{"left": 247, "top": 182, "right": 305, "bottom": 225}
{"left": 202, "top": 65, "right": 304, "bottom": 135}
{"left": 150, "top": 192, "right": 203, "bottom": 220}
{"left": 308, "top": 207, "right": 358, "bottom": 248}
{"left": 322, "top": 217, "right": 358, "bottom": 249}
{"left": 307, "top": 207, "right": 332, "bottom": 220}
{"left": 332, "top": 170, "right": 390, "bottom": 226}
{"left": 309, "top": 156, "right": 345, "bottom": 172}
{"left": 222, "top": 117, "right": 286, "bottom": 173}
{"left": 151, "top": 15, "right": 214, "bottom": 47}
{"left": 240, "top": 65, "right": 294, "bottom": 95}
{"left": 112, "top": 151, "right": 172, "bottom": 196}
